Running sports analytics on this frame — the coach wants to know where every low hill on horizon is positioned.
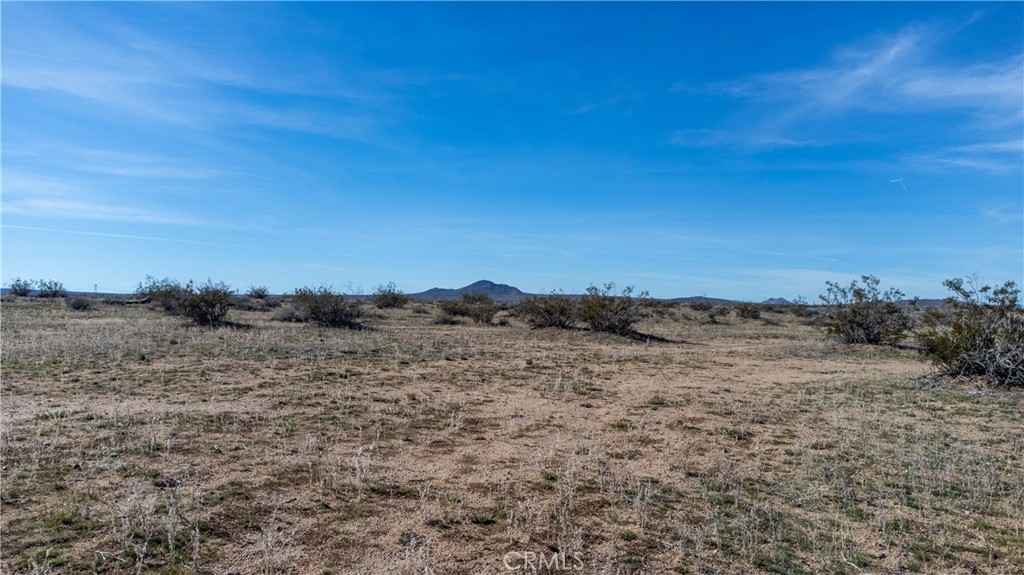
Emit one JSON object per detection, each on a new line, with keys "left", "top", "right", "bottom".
{"left": 409, "top": 280, "right": 529, "bottom": 302}
{"left": 0, "top": 282, "right": 952, "bottom": 307}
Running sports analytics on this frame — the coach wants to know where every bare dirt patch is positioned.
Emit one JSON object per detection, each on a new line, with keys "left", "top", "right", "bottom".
{"left": 2, "top": 299, "right": 1022, "bottom": 574}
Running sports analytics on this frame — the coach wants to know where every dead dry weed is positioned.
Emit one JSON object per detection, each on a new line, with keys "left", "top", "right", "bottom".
{"left": 1, "top": 298, "right": 1021, "bottom": 574}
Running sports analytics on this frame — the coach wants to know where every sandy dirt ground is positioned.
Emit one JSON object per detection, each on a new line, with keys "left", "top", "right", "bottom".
{"left": 2, "top": 299, "right": 1021, "bottom": 574}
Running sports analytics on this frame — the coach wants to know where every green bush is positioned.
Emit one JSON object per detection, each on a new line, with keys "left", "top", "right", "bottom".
{"left": 788, "top": 297, "right": 812, "bottom": 318}
{"left": 688, "top": 301, "right": 715, "bottom": 312}
{"left": 704, "top": 305, "right": 731, "bottom": 325}
{"left": 439, "top": 299, "right": 469, "bottom": 317}
{"left": 463, "top": 293, "right": 500, "bottom": 325}
{"left": 246, "top": 285, "right": 270, "bottom": 299}
{"left": 36, "top": 279, "right": 66, "bottom": 298}
{"left": 233, "top": 296, "right": 280, "bottom": 312}
{"left": 579, "top": 283, "right": 649, "bottom": 336}
{"left": 735, "top": 302, "right": 762, "bottom": 320}
{"left": 819, "top": 275, "right": 912, "bottom": 345}
{"left": 180, "top": 280, "right": 234, "bottom": 326}
{"left": 516, "top": 292, "right": 578, "bottom": 329}
{"left": 137, "top": 276, "right": 187, "bottom": 314}
{"left": 8, "top": 278, "right": 33, "bottom": 297}
{"left": 438, "top": 293, "right": 500, "bottom": 325}
{"left": 294, "top": 286, "right": 363, "bottom": 329}
{"left": 433, "top": 313, "right": 460, "bottom": 326}
{"left": 372, "top": 282, "right": 411, "bottom": 309}
{"left": 918, "top": 278, "right": 1023, "bottom": 387}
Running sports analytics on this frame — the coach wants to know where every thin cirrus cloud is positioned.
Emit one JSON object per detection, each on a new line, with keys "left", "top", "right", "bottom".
{"left": 723, "top": 25, "right": 1020, "bottom": 115}
{"left": 2, "top": 197, "right": 214, "bottom": 227}
{"left": 61, "top": 149, "right": 227, "bottom": 180}
{"left": 669, "top": 129, "right": 819, "bottom": 149}
{"left": 903, "top": 140, "right": 1024, "bottom": 173}
{"left": 2, "top": 8, "right": 398, "bottom": 143}
{"left": 1, "top": 171, "right": 224, "bottom": 228}
{"left": 675, "top": 22, "right": 1023, "bottom": 156}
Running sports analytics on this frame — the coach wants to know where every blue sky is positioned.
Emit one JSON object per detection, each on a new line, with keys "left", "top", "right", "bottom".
{"left": 2, "top": 2, "right": 1021, "bottom": 300}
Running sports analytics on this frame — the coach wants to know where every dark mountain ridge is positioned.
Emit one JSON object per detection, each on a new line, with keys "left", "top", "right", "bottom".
{"left": 409, "top": 280, "right": 528, "bottom": 302}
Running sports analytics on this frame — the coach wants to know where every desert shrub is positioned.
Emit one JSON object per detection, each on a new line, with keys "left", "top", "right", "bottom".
{"left": 703, "top": 306, "right": 731, "bottom": 325}
{"left": 246, "top": 285, "right": 269, "bottom": 299}
{"left": 516, "top": 292, "right": 578, "bottom": 329}
{"left": 579, "top": 283, "right": 649, "bottom": 336}
{"left": 66, "top": 296, "right": 93, "bottom": 311}
{"left": 36, "top": 279, "right": 66, "bottom": 298}
{"left": 137, "top": 276, "right": 187, "bottom": 314}
{"left": 735, "top": 302, "right": 762, "bottom": 320}
{"left": 439, "top": 299, "right": 469, "bottom": 317}
{"left": 411, "top": 304, "right": 430, "bottom": 315}
{"left": 273, "top": 304, "right": 309, "bottom": 323}
{"left": 294, "top": 286, "right": 363, "bottom": 329}
{"left": 433, "top": 313, "right": 460, "bottom": 325}
{"left": 8, "top": 278, "right": 33, "bottom": 297}
{"left": 689, "top": 301, "right": 715, "bottom": 312}
{"left": 462, "top": 293, "right": 500, "bottom": 325}
{"left": 918, "top": 278, "right": 1023, "bottom": 387}
{"left": 643, "top": 298, "right": 676, "bottom": 319}
{"left": 819, "top": 275, "right": 912, "bottom": 345}
{"left": 788, "top": 297, "right": 812, "bottom": 318}
{"left": 437, "top": 294, "right": 499, "bottom": 324}
{"left": 180, "top": 280, "right": 234, "bottom": 326}
{"left": 372, "top": 281, "right": 411, "bottom": 309}
{"left": 233, "top": 296, "right": 279, "bottom": 312}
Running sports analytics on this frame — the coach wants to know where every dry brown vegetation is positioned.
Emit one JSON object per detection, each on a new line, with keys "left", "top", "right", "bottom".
{"left": 2, "top": 297, "right": 1022, "bottom": 574}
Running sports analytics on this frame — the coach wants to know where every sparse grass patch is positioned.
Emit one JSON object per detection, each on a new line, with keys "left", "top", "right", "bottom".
{"left": 2, "top": 296, "right": 1021, "bottom": 574}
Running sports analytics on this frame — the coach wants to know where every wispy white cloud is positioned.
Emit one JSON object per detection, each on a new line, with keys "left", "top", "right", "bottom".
{"left": 950, "top": 140, "right": 1024, "bottom": 154}
{"left": 2, "top": 197, "right": 213, "bottom": 227}
{"left": 2, "top": 4, "right": 401, "bottom": 143}
{"left": 720, "top": 23, "right": 1021, "bottom": 117}
{"left": 1, "top": 172, "right": 220, "bottom": 227}
{"left": 898, "top": 56, "right": 1024, "bottom": 113}
{"left": 64, "top": 149, "right": 226, "bottom": 179}
{"left": 731, "top": 28, "right": 927, "bottom": 112}
{"left": 669, "top": 128, "right": 819, "bottom": 149}
{"left": 985, "top": 204, "right": 1024, "bottom": 223}
{"left": 677, "top": 19, "right": 1023, "bottom": 160}
{"left": 903, "top": 139, "right": 1024, "bottom": 173}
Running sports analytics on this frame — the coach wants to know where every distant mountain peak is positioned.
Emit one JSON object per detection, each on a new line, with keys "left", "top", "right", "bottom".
{"left": 761, "top": 297, "right": 792, "bottom": 305}
{"left": 411, "top": 280, "right": 527, "bottom": 302}
{"left": 464, "top": 279, "right": 501, "bottom": 289}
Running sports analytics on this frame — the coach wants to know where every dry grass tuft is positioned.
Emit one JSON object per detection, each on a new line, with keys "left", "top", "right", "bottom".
{"left": 2, "top": 298, "right": 1022, "bottom": 573}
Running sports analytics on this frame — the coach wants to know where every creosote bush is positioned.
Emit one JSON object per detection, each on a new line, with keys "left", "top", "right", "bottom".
{"left": 8, "top": 278, "right": 33, "bottom": 297}
{"left": 919, "top": 277, "right": 1023, "bottom": 387}
{"left": 136, "top": 276, "right": 233, "bottom": 325}
{"left": 233, "top": 296, "right": 280, "bottom": 312}
{"left": 180, "top": 280, "right": 234, "bottom": 326}
{"left": 579, "top": 283, "right": 649, "bottom": 336}
{"left": 294, "top": 286, "right": 363, "bottom": 329}
{"left": 688, "top": 301, "right": 715, "bottom": 312}
{"left": 137, "top": 276, "right": 188, "bottom": 314}
{"left": 735, "top": 302, "right": 762, "bottom": 320}
{"left": 273, "top": 304, "right": 308, "bottom": 323}
{"left": 66, "top": 296, "right": 93, "bottom": 311}
{"left": 516, "top": 292, "right": 578, "bottom": 329}
{"left": 438, "top": 293, "right": 500, "bottom": 325}
{"left": 703, "top": 306, "right": 731, "bottom": 325}
{"left": 246, "top": 285, "right": 270, "bottom": 299}
{"left": 36, "top": 279, "right": 66, "bottom": 299}
{"left": 372, "top": 281, "right": 411, "bottom": 309}
{"left": 819, "top": 275, "right": 912, "bottom": 345}
{"left": 788, "top": 297, "right": 812, "bottom": 318}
